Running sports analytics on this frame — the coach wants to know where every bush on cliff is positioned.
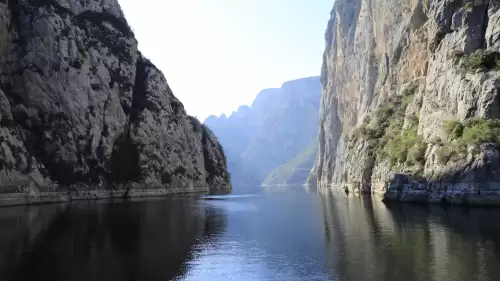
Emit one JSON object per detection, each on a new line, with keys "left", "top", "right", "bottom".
{"left": 461, "top": 50, "right": 500, "bottom": 72}
{"left": 437, "top": 117, "right": 500, "bottom": 164}
{"left": 443, "top": 117, "right": 500, "bottom": 144}
{"left": 383, "top": 128, "right": 426, "bottom": 167}
{"left": 349, "top": 83, "right": 426, "bottom": 169}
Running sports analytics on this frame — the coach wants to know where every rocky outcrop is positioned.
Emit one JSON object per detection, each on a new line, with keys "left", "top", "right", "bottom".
{"left": 309, "top": 0, "right": 500, "bottom": 205}
{"left": 0, "top": 0, "right": 230, "bottom": 205}
{"left": 205, "top": 77, "right": 321, "bottom": 188}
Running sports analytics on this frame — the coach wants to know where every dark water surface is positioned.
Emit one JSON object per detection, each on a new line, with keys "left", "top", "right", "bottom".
{"left": 1, "top": 188, "right": 500, "bottom": 281}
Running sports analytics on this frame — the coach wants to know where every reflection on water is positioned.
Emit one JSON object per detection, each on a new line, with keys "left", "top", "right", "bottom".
{"left": 320, "top": 192, "right": 500, "bottom": 281}
{"left": 1, "top": 189, "right": 500, "bottom": 281}
{"left": 0, "top": 197, "right": 227, "bottom": 281}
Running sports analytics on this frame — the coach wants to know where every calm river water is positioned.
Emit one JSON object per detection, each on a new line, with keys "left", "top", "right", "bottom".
{"left": 1, "top": 187, "right": 500, "bottom": 281}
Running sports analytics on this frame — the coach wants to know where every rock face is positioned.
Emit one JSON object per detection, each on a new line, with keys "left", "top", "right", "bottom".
{"left": 0, "top": 0, "right": 230, "bottom": 201}
{"left": 309, "top": 0, "right": 500, "bottom": 205}
{"left": 205, "top": 77, "right": 321, "bottom": 187}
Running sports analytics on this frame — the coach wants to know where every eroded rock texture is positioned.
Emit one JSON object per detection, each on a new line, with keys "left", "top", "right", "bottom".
{"left": 0, "top": 0, "right": 230, "bottom": 195}
{"left": 309, "top": 0, "right": 500, "bottom": 204}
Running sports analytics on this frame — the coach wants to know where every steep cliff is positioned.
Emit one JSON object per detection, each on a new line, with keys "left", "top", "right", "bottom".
{"left": 309, "top": 0, "right": 500, "bottom": 204}
{"left": 205, "top": 76, "right": 321, "bottom": 187}
{"left": 0, "top": 0, "right": 230, "bottom": 203}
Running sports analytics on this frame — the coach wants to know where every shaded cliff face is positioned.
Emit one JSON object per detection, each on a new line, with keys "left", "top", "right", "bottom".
{"left": 205, "top": 77, "right": 321, "bottom": 188}
{"left": 309, "top": 0, "right": 500, "bottom": 204}
{"left": 0, "top": 0, "right": 229, "bottom": 192}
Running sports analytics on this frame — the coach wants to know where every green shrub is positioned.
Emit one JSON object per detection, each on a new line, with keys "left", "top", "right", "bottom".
{"left": 462, "top": 118, "right": 500, "bottom": 144}
{"left": 443, "top": 119, "right": 464, "bottom": 139}
{"left": 351, "top": 117, "right": 377, "bottom": 145}
{"left": 407, "top": 115, "right": 419, "bottom": 128}
{"left": 436, "top": 141, "right": 467, "bottom": 164}
{"left": 436, "top": 117, "right": 500, "bottom": 164}
{"left": 461, "top": 50, "right": 500, "bottom": 72}
{"left": 375, "top": 98, "right": 399, "bottom": 121}
{"left": 384, "top": 128, "right": 426, "bottom": 167}
{"left": 437, "top": 146, "right": 451, "bottom": 164}
{"left": 352, "top": 125, "right": 378, "bottom": 141}
{"left": 402, "top": 83, "right": 418, "bottom": 107}
{"left": 406, "top": 141, "right": 427, "bottom": 165}
{"left": 443, "top": 117, "right": 500, "bottom": 145}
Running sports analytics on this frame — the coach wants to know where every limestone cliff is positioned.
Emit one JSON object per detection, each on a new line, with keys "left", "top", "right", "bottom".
{"left": 0, "top": 0, "right": 230, "bottom": 203}
{"left": 309, "top": 0, "right": 500, "bottom": 205}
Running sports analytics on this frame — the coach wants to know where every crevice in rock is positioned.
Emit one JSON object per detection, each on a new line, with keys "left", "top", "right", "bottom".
{"left": 108, "top": 54, "right": 147, "bottom": 184}
{"left": 201, "top": 124, "right": 227, "bottom": 185}
{"left": 109, "top": 128, "right": 140, "bottom": 184}
{"left": 430, "top": 1, "right": 456, "bottom": 53}
{"left": 130, "top": 54, "right": 149, "bottom": 121}
{"left": 201, "top": 126, "right": 215, "bottom": 184}
{"left": 411, "top": 0, "right": 428, "bottom": 31}
{"left": 463, "top": 0, "right": 489, "bottom": 53}
{"left": 6, "top": 0, "right": 19, "bottom": 32}
{"left": 480, "top": 0, "right": 490, "bottom": 49}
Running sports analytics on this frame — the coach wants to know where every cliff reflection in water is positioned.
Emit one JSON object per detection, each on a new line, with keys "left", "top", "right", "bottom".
{"left": 320, "top": 191, "right": 500, "bottom": 281}
{"left": 0, "top": 197, "right": 227, "bottom": 281}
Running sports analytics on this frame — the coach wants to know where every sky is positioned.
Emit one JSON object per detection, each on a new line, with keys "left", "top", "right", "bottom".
{"left": 118, "top": 0, "right": 333, "bottom": 121}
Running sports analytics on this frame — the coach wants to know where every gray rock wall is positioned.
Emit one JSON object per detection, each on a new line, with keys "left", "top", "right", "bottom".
{"left": 0, "top": 0, "right": 230, "bottom": 200}
{"left": 309, "top": 0, "right": 500, "bottom": 205}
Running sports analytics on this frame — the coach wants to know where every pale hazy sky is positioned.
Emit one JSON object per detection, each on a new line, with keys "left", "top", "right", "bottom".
{"left": 118, "top": 0, "right": 333, "bottom": 121}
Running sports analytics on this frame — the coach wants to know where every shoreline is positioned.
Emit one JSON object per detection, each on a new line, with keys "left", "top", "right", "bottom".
{"left": 0, "top": 187, "right": 214, "bottom": 208}
{"left": 315, "top": 182, "right": 500, "bottom": 207}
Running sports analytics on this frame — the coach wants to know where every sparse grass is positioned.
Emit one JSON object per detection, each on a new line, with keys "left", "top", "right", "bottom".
{"left": 461, "top": 50, "right": 500, "bottom": 72}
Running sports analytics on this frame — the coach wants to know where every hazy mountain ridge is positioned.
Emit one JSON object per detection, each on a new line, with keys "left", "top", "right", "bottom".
{"left": 205, "top": 76, "right": 321, "bottom": 188}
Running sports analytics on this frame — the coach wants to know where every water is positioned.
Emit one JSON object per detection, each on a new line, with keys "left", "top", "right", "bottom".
{"left": 1, "top": 188, "right": 500, "bottom": 281}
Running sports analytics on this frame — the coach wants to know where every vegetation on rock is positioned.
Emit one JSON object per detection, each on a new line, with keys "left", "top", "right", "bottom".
{"left": 349, "top": 83, "right": 426, "bottom": 169}
{"left": 443, "top": 117, "right": 500, "bottom": 144}
{"left": 461, "top": 50, "right": 500, "bottom": 72}
{"left": 464, "top": 0, "right": 485, "bottom": 12}
{"left": 436, "top": 117, "right": 500, "bottom": 164}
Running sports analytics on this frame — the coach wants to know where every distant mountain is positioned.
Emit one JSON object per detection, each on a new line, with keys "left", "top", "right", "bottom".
{"left": 263, "top": 141, "right": 318, "bottom": 187}
{"left": 205, "top": 76, "right": 321, "bottom": 188}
